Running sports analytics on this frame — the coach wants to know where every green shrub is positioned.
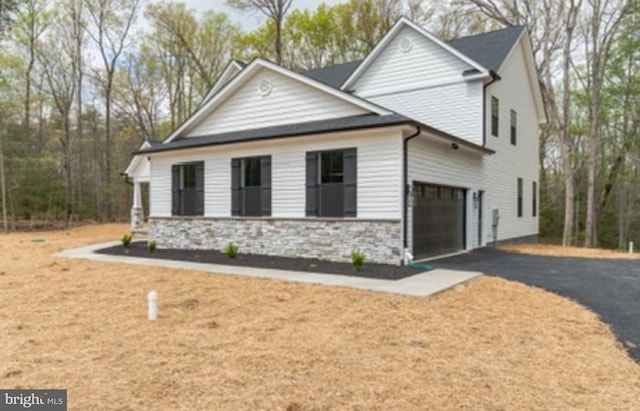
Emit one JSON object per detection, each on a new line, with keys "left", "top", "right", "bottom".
{"left": 223, "top": 242, "right": 239, "bottom": 258}
{"left": 148, "top": 240, "right": 157, "bottom": 253}
{"left": 351, "top": 250, "right": 366, "bottom": 271}
{"left": 121, "top": 233, "right": 133, "bottom": 247}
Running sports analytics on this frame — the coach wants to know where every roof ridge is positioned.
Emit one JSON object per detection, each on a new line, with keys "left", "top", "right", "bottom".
{"left": 447, "top": 24, "right": 526, "bottom": 43}
{"left": 302, "top": 59, "right": 363, "bottom": 74}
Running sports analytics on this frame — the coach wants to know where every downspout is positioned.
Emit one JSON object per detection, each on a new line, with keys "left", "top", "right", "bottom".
{"left": 482, "top": 70, "right": 499, "bottom": 246}
{"left": 402, "top": 125, "right": 421, "bottom": 265}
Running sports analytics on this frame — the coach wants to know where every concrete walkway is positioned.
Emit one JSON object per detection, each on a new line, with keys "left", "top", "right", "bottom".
{"left": 55, "top": 242, "right": 481, "bottom": 297}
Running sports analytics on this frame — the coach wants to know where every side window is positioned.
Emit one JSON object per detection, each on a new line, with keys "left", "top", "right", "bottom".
{"left": 231, "top": 156, "right": 271, "bottom": 217}
{"left": 491, "top": 96, "right": 499, "bottom": 137}
{"left": 171, "top": 162, "right": 204, "bottom": 216}
{"left": 306, "top": 148, "right": 357, "bottom": 218}
{"left": 532, "top": 181, "right": 537, "bottom": 217}
{"left": 517, "top": 177, "right": 523, "bottom": 218}
{"left": 510, "top": 109, "right": 517, "bottom": 145}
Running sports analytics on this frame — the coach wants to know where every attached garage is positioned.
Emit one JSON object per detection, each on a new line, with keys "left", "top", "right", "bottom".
{"left": 412, "top": 183, "right": 466, "bottom": 259}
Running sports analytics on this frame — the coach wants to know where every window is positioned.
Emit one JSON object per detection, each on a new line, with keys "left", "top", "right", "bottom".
{"left": 491, "top": 96, "right": 499, "bottom": 137}
{"left": 510, "top": 109, "right": 517, "bottom": 145}
{"left": 532, "top": 181, "right": 537, "bottom": 217}
{"left": 172, "top": 162, "right": 204, "bottom": 216}
{"left": 320, "top": 151, "right": 344, "bottom": 183}
{"left": 517, "top": 177, "right": 523, "bottom": 218}
{"left": 231, "top": 156, "right": 271, "bottom": 217}
{"left": 306, "top": 148, "right": 357, "bottom": 218}
{"left": 243, "top": 157, "right": 261, "bottom": 187}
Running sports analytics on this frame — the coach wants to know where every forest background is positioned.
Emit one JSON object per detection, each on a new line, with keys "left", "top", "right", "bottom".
{"left": 0, "top": 0, "right": 638, "bottom": 250}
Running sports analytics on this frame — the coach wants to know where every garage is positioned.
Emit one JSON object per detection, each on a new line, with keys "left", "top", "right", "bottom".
{"left": 412, "top": 183, "right": 465, "bottom": 259}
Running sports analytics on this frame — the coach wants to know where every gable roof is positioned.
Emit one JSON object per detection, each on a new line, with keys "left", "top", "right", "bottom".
{"left": 125, "top": 140, "right": 155, "bottom": 179}
{"left": 299, "top": 24, "right": 526, "bottom": 90}
{"left": 342, "top": 17, "right": 491, "bottom": 90}
{"left": 447, "top": 25, "right": 526, "bottom": 73}
{"left": 163, "top": 58, "right": 391, "bottom": 144}
{"left": 199, "top": 60, "right": 246, "bottom": 107}
{"left": 303, "top": 60, "right": 363, "bottom": 88}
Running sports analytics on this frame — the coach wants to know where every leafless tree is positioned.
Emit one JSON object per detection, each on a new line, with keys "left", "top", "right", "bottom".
{"left": 37, "top": 25, "right": 77, "bottom": 228}
{"left": 227, "top": 0, "right": 293, "bottom": 64}
{"left": 462, "top": 0, "right": 583, "bottom": 246}
{"left": 581, "top": 0, "right": 634, "bottom": 247}
{"left": 85, "top": 0, "right": 140, "bottom": 218}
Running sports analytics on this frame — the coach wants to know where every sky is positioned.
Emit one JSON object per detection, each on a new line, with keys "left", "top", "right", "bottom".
{"left": 184, "top": 0, "right": 346, "bottom": 30}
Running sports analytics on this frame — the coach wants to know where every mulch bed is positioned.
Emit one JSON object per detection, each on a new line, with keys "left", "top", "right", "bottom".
{"left": 95, "top": 241, "right": 424, "bottom": 280}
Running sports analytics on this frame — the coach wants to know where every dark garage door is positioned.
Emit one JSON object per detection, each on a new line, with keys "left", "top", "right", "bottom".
{"left": 412, "top": 183, "right": 465, "bottom": 259}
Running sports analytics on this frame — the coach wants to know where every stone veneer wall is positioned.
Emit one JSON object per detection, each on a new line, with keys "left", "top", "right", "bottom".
{"left": 149, "top": 217, "right": 403, "bottom": 265}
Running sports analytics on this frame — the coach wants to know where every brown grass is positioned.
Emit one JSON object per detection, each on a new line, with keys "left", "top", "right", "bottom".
{"left": 1, "top": 224, "right": 639, "bottom": 410}
{"left": 501, "top": 243, "right": 640, "bottom": 259}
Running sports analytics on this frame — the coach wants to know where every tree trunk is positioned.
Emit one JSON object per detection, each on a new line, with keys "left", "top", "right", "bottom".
{"left": 275, "top": 16, "right": 282, "bottom": 64}
{"left": 0, "top": 124, "right": 8, "bottom": 233}
{"left": 584, "top": 71, "right": 600, "bottom": 247}
{"left": 596, "top": 155, "right": 623, "bottom": 222}
{"left": 561, "top": 140, "right": 575, "bottom": 245}
{"left": 63, "top": 112, "right": 73, "bottom": 229}
{"left": 104, "top": 77, "right": 112, "bottom": 220}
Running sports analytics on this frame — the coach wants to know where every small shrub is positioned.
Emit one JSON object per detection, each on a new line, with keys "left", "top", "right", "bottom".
{"left": 351, "top": 250, "right": 366, "bottom": 271}
{"left": 121, "top": 233, "right": 133, "bottom": 247}
{"left": 148, "top": 240, "right": 157, "bottom": 253}
{"left": 223, "top": 242, "right": 239, "bottom": 258}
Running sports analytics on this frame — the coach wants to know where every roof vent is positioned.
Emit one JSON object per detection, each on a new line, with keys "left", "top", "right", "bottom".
{"left": 257, "top": 79, "right": 273, "bottom": 96}
{"left": 399, "top": 37, "right": 413, "bottom": 53}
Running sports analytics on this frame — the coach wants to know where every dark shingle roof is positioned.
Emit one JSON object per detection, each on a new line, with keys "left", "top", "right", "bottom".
{"left": 447, "top": 25, "right": 526, "bottom": 72}
{"left": 302, "top": 60, "right": 363, "bottom": 88}
{"left": 139, "top": 114, "right": 410, "bottom": 154}
{"left": 299, "top": 25, "right": 525, "bottom": 89}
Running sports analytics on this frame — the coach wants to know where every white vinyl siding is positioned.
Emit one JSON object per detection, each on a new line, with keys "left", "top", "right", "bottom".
{"left": 406, "top": 133, "right": 486, "bottom": 254}
{"left": 186, "top": 68, "right": 368, "bottom": 137}
{"left": 352, "top": 26, "right": 484, "bottom": 145}
{"left": 369, "top": 82, "right": 484, "bottom": 145}
{"left": 484, "top": 40, "right": 539, "bottom": 243}
{"left": 353, "top": 27, "right": 473, "bottom": 94}
{"left": 149, "top": 128, "right": 404, "bottom": 220}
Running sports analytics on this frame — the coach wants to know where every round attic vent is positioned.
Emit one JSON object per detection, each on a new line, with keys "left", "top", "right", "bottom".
{"left": 257, "top": 79, "right": 273, "bottom": 96}
{"left": 399, "top": 37, "right": 413, "bottom": 53}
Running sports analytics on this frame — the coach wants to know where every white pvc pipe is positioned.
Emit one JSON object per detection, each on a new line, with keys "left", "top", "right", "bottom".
{"left": 630, "top": 241, "right": 634, "bottom": 254}
{"left": 148, "top": 291, "right": 158, "bottom": 321}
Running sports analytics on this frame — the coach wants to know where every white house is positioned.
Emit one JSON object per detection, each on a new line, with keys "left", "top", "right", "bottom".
{"left": 125, "top": 18, "right": 545, "bottom": 265}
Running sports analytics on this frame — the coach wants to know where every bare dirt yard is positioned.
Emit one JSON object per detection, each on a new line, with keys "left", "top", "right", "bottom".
{"left": 501, "top": 243, "right": 640, "bottom": 259}
{"left": 1, "top": 225, "right": 639, "bottom": 410}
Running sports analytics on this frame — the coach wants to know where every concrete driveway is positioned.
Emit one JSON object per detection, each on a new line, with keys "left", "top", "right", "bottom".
{"left": 432, "top": 248, "right": 640, "bottom": 362}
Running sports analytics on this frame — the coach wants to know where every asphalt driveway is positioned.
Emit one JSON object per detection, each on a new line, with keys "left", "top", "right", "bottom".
{"left": 433, "top": 248, "right": 640, "bottom": 361}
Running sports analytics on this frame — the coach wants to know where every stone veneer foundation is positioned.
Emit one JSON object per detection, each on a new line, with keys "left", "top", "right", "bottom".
{"left": 149, "top": 217, "right": 403, "bottom": 265}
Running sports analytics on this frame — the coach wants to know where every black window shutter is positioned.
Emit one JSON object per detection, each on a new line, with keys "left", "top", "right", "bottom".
{"left": 344, "top": 148, "right": 357, "bottom": 217}
{"left": 231, "top": 159, "right": 241, "bottom": 216}
{"left": 260, "top": 156, "right": 272, "bottom": 216}
{"left": 195, "top": 162, "right": 204, "bottom": 215}
{"left": 305, "top": 152, "right": 318, "bottom": 216}
{"left": 171, "top": 164, "right": 179, "bottom": 215}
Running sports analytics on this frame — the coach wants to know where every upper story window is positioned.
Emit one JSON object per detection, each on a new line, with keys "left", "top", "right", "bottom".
{"left": 306, "top": 148, "right": 357, "bottom": 218}
{"left": 491, "top": 96, "right": 499, "bottom": 137}
{"left": 171, "top": 162, "right": 204, "bottom": 216}
{"left": 231, "top": 156, "right": 271, "bottom": 217}
{"left": 517, "top": 177, "right": 523, "bottom": 218}
{"left": 510, "top": 109, "right": 517, "bottom": 145}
